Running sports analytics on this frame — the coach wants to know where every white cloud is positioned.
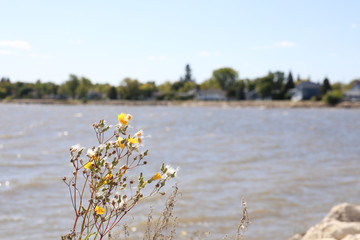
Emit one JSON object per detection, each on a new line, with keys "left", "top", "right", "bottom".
{"left": 0, "top": 50, "right": 16, "bottom": 55}
{"left": 199, "top": 51, "right": 210, "bottom": 56}
{"left": 159, "top": 56, "right": 166, "bottom": 60}
{"left": 275, "top": 41, "right": 295, "bottom": 48}
{"left": 350, "top": 23, "right": 358, "bottom": 29}
{"left": 0, "top": 40, "right": 31, "bottom": 50}
{"left": 30, "top": 53, "right": 49, "bottom": 59}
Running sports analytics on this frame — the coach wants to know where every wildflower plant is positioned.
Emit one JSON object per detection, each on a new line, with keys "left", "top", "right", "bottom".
{"left": 62, "top": 113, "right": 176, "bottom": 240}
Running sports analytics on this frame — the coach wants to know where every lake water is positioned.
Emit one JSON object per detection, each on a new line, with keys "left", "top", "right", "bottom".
{"left": 0, "top": 104, "right": 359, "bottom": 240}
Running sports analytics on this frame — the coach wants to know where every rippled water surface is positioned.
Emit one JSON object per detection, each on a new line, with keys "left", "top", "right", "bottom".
{"left": 0, "top": 104, "right": 359, "bottom": 239}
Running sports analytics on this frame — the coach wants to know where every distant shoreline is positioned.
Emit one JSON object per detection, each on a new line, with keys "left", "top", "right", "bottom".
{"left": 1, "top": 99, "right": 360, "bottom": 108}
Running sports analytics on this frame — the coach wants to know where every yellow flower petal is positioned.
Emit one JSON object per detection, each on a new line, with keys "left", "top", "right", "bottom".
{"left": 153, "top": 172, "right": 162, "bottom": 180}
{"left": 117, "top": 137, "right": 125, "bottom": 149}
{"left": 118, "top": 113, "right": 128, "bottom": 125}
{"left": 127, "top": 138, "right": 138, "bottom": 144}
{"left": 84, "top": 161, "right": 93, "bottom": 169}
{"left": 106, "top": 174, "right": 113, "bottom": 180}
{"left": 95, "top": 206, "right": 105, "bottom": 215}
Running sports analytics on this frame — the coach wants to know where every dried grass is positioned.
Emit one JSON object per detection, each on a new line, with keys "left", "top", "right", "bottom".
{"left": 108, "top": 185, "right": 249, "bottom": 240}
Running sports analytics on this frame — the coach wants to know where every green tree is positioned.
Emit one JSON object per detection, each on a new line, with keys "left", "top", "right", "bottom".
{"left": 156, "top": 81, "right": 175, "bottom": 100}
{"left": 107, "top": 86, "right": 117, "bottom": 99}
{"left": 93, "top": 83, "right": 111, "bottom": 97}
{"left": 245, "top": 79, "right": 256, "bottom": 91}
{"left": 321, "top": 77, "right": 332, "bottom": 96}
{"left": 58, "top": 75, "right": 80, "bottom": 99}
{"left": 272, "top": 71, "right": 285, "bottom": 99}
{"left": 0, "top": 87, "right": 6, "bottom": 98}
{"left": 76, "top": 77, "right": 92, "bottom": 99}
{"left": 178, "top": 81, "right": 197, "bottom": 93}
{"left": 180, "top": 64, "right": 195, "bottom": 84}
{"left": 0, "top": 78, "right": 13, "bottom": 98}
{"left": 255, "top": 73, "right": 274, "bottom": 99}
{"left": 226, "top": 80, "right": 245, "bottom": 100}
{"left": 119, "top": 78, "right": 141, "bottom": 100}
{"left": 200, "top": 78, "right": 221, "bottom": 90}
{"left": 211, "top": 67, "right": 238, "bottom": 91}
{"left": 322, "top": 90, "right": 342, "bottom": 106}
{"left": 140, "top": 81, "right": 157, "bottom": 99}
{"left": 170, "top": 81, "right": 183, "bottom": 91}
{"left": 67, "top": 75, "right": 80, "bottom": 99}
{"left": 284, "top": 71, "right": 295, "bottom": 99}
{"left": 331, "top": 82, "right": 343, "bottom": 92}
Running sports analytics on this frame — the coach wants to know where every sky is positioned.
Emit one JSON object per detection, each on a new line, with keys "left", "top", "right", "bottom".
{"left": 1, "top": 0, "right": 359, "bottom": 85}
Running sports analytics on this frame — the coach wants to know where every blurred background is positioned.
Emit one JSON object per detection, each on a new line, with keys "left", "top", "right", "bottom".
{"left": 1, "top": 1, "right": 360, "bottom": 239}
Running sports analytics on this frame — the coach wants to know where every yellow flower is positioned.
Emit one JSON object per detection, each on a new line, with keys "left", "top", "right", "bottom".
{"left": 117, "top": 137, "right": 125, "bottom": 149}
{"left": 118, "top": 113, "right": 127, "bottom": 125}
{"left": 153, "top": 172, "right": 162, "bottom": 180}
{"left": 106, "top": 174, "right": 113, "bottom": 180}
{"left": 127, "top": 138, "right": 138, "bottom": 144}
{"left": 84, "top": 161, "right": 93, "bottom": 169}
{"left": 94, "top": 206, "right": 105, "bottom": 215}
{"left": 118, "top": 113, "right": 131, "bottom": 125}
{"left": 181, "top": 231, "right": 187, "bottom": 236}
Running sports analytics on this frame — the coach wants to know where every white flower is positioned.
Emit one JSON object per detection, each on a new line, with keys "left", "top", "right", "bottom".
{"left": 134, "top": 130, "right": 143, "bottom": 137}
{"left": 165, "top": 165, "right": 178, "bottom": 177}
{"left": 70, "top": 144, "right": 83, "bottom": 152}
{"left": 96, "top": 144, "right": 106, "bottom": 152}
{"left": 110, "top": 196, "right": 127, "bottom": 211}
{"left": 87, "top": 148, "right": 95, "bottom": 157}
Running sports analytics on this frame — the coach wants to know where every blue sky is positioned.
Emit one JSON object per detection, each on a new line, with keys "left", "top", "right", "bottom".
{"left": 1, "top": 0, "right": 359, "bottom": 85}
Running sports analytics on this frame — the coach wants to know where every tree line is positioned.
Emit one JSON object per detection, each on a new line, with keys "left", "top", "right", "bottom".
{"left": 0, "top": 64, "right": 357, "bottom": 101}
